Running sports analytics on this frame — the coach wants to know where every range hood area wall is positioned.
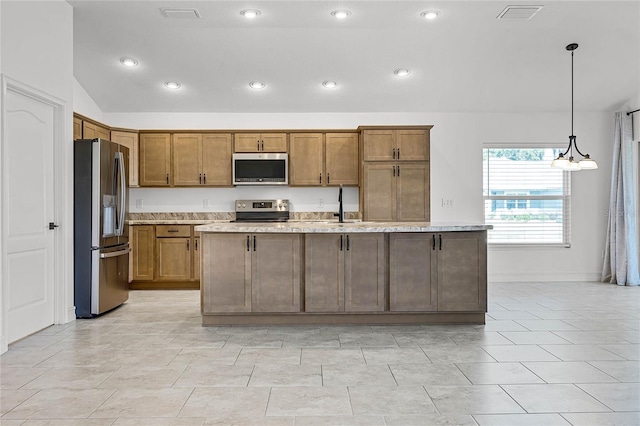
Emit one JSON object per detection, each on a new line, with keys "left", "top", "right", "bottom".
{"left": 129, "top": 186, "right": 359, "bottom": 214}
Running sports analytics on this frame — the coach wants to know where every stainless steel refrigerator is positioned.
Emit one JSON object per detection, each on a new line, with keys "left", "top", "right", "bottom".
{"left": 74, "top": 138, "right": 129, "bottom": 318}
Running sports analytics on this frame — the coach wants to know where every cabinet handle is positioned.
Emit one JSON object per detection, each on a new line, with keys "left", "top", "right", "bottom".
{"left": 319, "top": 173, "right": 322, "bottom": 184}
{"left": 253, "top": 235, "right": 256, "bottom": 251}
{"left": 439, "top": 234, "right": 442, "bottom": 250}
{"left": 340, "top": 235, "right": 343, "bottom": 251}
{"left": 393, "top": 148, "right": 396, "bottom": 159}
{"left": 261, "top": 141, "right": 264, "bottom": 151}
{"left": 187, "top": 240, "right": 190, "bottom": 251}
{"left": 166, "top": 174, "right": 169, "bottom": 184}
{"left": 393, "top": 166, "right": 396, "bottom": 177}
{"left": 203, "top": 174, "right": 206, "bottom": 184}
{"left": 199, "top": 174, "right": 202, "bottom": 184}
{"left": 167, "top": 229, "right": 179, "bottom": 233}
{"left": 195, "top": 239, "right": 198, "bottom": 250}
{"left": 397, "top": 165, "right": 400, "bottom": 176}
{"left": 397, "top": 148, "right": 400, "bottom": 159}
{"left": 432, "top": 234, "right": 436, "bottom": 250}
{"left": 246, "top": 235, "right": 250, "bottom": 251}
{"left": 346, "top": 235, "right": 350, "bottom": 251}
{"left": 327, "top": 173, "right": 330, "bottom": 184}
{"left": 257, "top": 141, "right": 260, "bottom": 151}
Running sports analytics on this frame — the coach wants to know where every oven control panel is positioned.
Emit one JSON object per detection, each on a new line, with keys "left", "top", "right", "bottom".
{"left": 235, "top": 199, "right": 289, "bottom": 212}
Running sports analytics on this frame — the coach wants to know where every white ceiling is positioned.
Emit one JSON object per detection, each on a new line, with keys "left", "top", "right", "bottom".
{"left": 69, "top": 1, "right": 640, "bottom": 114}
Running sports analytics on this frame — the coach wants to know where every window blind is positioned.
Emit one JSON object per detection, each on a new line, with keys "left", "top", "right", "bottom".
{"left": 483, "top": 148, "right": 571, "bottom": 246}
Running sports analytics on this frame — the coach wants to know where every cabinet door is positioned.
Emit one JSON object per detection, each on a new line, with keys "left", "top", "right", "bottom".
{"left": 202, "top": 133, "right": 232, "bottom": 186}
{"left": 363, "top": 163, "right": 396, "bottom": 221}
{"left": 156, "top": 237, "right": 191, "bottom": 281}
{"left": 326, "top": 133, "right": 359, "bottom": 186}
{"left": 234, "top": 133, "right": 261, "bottom": 152}
{"left": 131, "top": 225, "right": 155, "bottom": 281}
{"left": 362, "top": 129, "right": 395, "bottom": 161}
{"left": 82, "top": 121, "right": 98, "bottom": 139}
{"left": 289, "top": 133, "right": 324, "bottom": 186}
{"left": 172, "top": 134, "right": 203, "bottom": 186}
{"left": 437, "top": 232, "right": 487, "bottom": 312}
{"left": 396, "top": 129, "right": 429, "bottom": 161}
{"left": 261, "top": 133, "right": 288, "bottom": 152}
{"left": 389, "top": 233, "right": 437, "bottom": 311}
{"left": 396, "top": 162, "right": 430, "bottom": 221}
{"left": 304, "top": 234, "right": 344, "bottom": 312}
{"left": 344, "top": 233, "right": 385, "bottom": 312}
{"left": 139, "top": 133, "right": 171, "bottom": 186}
{"left": 193, "top": 236, "right": 200, "bottom": 282}
{"left": 73, "top": 116, "right": 82, "bottom": 139}
{"left": 251, "top": 234, "right": 301, "bottom": 312}
{"left": 111, "top": 130, "right": 139, "bottom": 187}
{"left": 201, "top": 234, "right": 251, "bottom": 313}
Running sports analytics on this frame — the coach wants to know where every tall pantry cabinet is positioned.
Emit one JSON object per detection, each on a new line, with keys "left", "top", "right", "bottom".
{"left": 360, "top": 126, "right": 431, "bottom": 222}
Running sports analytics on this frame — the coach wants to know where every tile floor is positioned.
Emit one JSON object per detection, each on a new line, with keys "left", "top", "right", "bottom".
{"left": 1, "top": 281, "right": 639, "bottom": 425}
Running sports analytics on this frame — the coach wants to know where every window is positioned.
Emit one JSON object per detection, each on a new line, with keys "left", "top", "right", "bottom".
{"left": 483, "top": 147, "right": 570, "bottom": 246}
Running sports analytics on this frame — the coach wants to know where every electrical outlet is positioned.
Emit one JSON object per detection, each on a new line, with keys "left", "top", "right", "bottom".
{"left": 319, "top": 198, "right": 324, "bottom": 208}
{"left": 135, "top": 199, "right": 143, "bottom": 208}
{"left": 203, "top": 199, "right": 209, "bottom": 208}
{"left": 442, "top": 198, "right": 455, "bottom": 208}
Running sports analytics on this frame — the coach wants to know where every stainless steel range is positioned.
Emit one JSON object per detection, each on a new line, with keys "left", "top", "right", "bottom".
{"left": 234, "top": 199, "right": 290, "bottom": 222}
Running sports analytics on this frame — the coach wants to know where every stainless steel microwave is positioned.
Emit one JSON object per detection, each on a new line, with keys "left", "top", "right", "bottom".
{"left": 232, "top": 153, "right": 288, "bottom": 185}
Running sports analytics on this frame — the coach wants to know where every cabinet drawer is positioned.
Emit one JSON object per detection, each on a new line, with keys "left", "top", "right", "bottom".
{"left": 156, "top": 225, "right": 191, "bottom": 237}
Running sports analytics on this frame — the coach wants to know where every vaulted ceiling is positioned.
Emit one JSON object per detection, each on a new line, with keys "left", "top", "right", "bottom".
{"left": 69, "top": 1, "right": 639, "bottom": 113}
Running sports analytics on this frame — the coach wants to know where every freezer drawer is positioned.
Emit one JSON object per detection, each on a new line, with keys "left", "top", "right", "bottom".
{"left": 92, "top": 245, "right": 130, "bottom": 315}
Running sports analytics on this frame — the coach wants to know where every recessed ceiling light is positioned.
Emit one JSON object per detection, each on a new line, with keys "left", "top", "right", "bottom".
{"left": 331, "top": 10, "right": 351, "bottom": 19}
{"left": 322, "top": 81, "right": 338, "bottom": 89}
{"left": 420, "top": 10, "right": 441, "bottom": 20}
{"left": 249, "top": 81, "right": 265, "bottom": 89}
{"left": 164, "top": 81, "right": 181, "bottom": 89}
{"left": 240, "top": 9, "right": 261, "bottom": 19}
{"left": 120, "top": 57, "right": 138, "bottom": 67}
{"left": 394, "top": 68, "right": 410, "bottom": 77}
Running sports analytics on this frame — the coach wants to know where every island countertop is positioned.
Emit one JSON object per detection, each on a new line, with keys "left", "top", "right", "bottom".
{"left": 194, "top": 221, "right": 492, "bottom": 233}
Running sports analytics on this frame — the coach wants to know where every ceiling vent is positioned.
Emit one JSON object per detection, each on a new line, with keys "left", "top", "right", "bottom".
{"left": 497, "top": 5, "right": 543, "bottom": 20}
{"left": 160, "top": 8, "right": 201, "bottom": 19}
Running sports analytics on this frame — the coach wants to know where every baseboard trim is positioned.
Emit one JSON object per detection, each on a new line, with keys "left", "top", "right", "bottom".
{"left": 489, "top": 272, "right": 601, "bottom": 282}
{"left": 64, "top": 306, "right": 77, "bottom": 324}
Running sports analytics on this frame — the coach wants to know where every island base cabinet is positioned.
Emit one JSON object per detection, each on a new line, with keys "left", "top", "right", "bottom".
{"left": 201, "top": 234, "right": 251, "bottom": 313}
{"left": 201, "top": 233, "right": 301, "bottom": 314}
{"left": 436, "top": 232, "right": 487, "bottom": 312}
{"left": 389, "top": 233, "right": 437, "bottom": 311}
{"left": 252, "top": 234, "right": 301, "bottom": 312}
{"left": 305, "top": 233, "right": 385, "bottom": 312}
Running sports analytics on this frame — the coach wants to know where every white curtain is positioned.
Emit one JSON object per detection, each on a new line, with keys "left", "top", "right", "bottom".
{"left": 602, "top": 111, "right": 639, "bottom": 285}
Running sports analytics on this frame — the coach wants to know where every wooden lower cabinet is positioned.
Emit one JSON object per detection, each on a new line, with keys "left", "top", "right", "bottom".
{"left": 201, "top": 233, "right": 301, "bottom": 313}
{"left": 389, "top": 232, "right": 486, "bottom": 312}
{"left": 305, "top": 233, "right": 385, "bottom": 312}
{"left": 131, "top": 225, "right": 155, "bottom": 281}
{"left": 156, "top": 237, "right": 191, "bottom": 281}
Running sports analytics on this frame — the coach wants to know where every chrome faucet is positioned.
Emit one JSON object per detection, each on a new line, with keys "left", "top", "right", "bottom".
{"left": 334, "top": 184, "right": 344, "bottom": 223}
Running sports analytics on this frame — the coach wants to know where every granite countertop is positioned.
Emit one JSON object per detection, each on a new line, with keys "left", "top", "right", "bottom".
{"left": 194, "top": 221, "right": 492, "bottom": 233}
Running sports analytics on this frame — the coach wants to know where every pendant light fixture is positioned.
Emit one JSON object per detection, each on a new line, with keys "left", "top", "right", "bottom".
{"left": 550, "top": 43, "right": 598, "bottom": 171}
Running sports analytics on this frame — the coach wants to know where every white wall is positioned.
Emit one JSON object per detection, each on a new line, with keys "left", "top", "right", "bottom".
{"left": 73, "top": 77, "right": 104, "bottom": 122}
{"left": 106, "top": 110, "right": 612, "bottom": 282}
{"left": 1, "top": 0, "right": 75, "bottom": 353}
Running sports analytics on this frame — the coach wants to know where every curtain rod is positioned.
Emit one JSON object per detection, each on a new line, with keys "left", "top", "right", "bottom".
{"left": 627, "top": 108, "right": 640, "bottom": 116}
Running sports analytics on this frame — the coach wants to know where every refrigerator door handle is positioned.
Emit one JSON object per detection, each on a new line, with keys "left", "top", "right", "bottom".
{"left": 99, "top": 246, "right": 131, "bottom": 259}
{"left": 115, "top": 151, "right": 126, "bottom": 237}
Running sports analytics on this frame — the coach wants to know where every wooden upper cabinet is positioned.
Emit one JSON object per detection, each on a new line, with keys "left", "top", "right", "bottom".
{"left": 110, "top": 130, "right": 140, "bottom": 187}
{"left": 362, "top": 128, "right": 429, "bottom": 162}
{"left": 172, "top": 134, "right": 203, "bottom": 186}
{"left": 234, "top": 133, "right": 287, "bottom": 152}
{"left": 73, "top": 116, "right": 82, "bottom": 140}
{"left": 139, "top": 133, "right": 171, "bottom": 186}
{"left": 325, "top": 133, "right": 358, "bottom": 186}
{"left": 82, "top": 120, "right": 110, "bottom": 140}
{"left": 289, "top": 133, "right": 324, "bottom": 186}
{"left": 289, "top": 132, "right": 359, "bottom": 186}
{"left": 202, "top": 133, "right": 232, "bottom": 186}
{"left": 363, "top": 163, "right": 396, "bottom": 221}
{"left": 396, "top": 162, "right": 430, "bottom": 221}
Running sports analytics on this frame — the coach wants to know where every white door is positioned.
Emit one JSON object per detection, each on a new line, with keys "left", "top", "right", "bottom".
{"left": 4, "top": 88, "right": 56, "bottom": 343}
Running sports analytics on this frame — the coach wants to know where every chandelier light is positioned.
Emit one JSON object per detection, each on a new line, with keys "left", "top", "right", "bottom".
{"left": 550, "top": 43, "right": 598, "bottom": 171}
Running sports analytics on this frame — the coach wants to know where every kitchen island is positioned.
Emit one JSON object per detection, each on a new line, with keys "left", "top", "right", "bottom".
{"left": 195, "top": 221, "right": 491, "bottom": 325}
